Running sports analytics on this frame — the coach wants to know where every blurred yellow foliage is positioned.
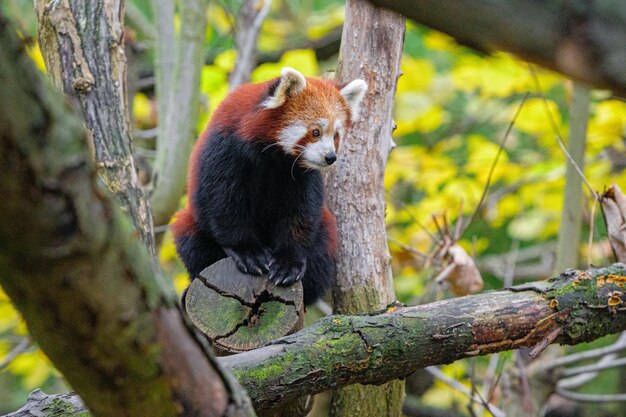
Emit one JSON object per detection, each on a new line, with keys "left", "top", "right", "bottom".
{"left": 252, "top": 49, "right": 319, "bottom": 83}
{"left": 306, "top": 5, "right": 345, "bottom": 39}
{"left": 26, "top": 44, "right": 46, "bottom": 72}
{"left": 515, "top": 97, "right": 562, "bottom": 136}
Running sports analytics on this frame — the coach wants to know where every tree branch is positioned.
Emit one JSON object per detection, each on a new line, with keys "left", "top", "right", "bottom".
{"left": 368, "top": 0, "right": 626, "bottom": 97}
{"left": 0, "top": 13, "right": 253, "bottom": 417}
{"left": 229, "top": 0, "right": 271, "bottom": 89}
{"left": 220, "top": 265, "right": 626, "bottom": 409}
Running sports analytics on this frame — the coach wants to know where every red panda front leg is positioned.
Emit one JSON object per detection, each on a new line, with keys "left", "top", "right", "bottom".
{"left": 267, "top": 215, "right": 317, "bottom": 286}
{"left": 193, "top": 132, "right": 274, "bottom": 276}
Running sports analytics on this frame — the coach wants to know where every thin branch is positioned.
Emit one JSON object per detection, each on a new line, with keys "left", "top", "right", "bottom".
{"left": 133, "top": 128, "right": 158, "bottom": 140}
{"left": 462, "top": 92, "right": 529, "bottom": 236}
{"left": 546, "top": 332, "right": 626, "bottom": 370}
{"left": 0, "top": 338, "right": 31, "bottom": 371}
{"left": 556, "top": 388, "right": 626, "bottom": 403}
{"left": 125, "top": 3, "right": 156, "bottom": 40}
{"left": 559, "top": 356, "right": 626, "bottom": 378}
{"left": 588, "top": 197, "right": 598, "bottom": 269}
{"left": 229, "top": 0, "right": 272, "bottom": 89}
{"left": 529, "top": 68, "right": 596, "bottom": 198}
{"left": 557, "top": 334, "right": 625, "bottom": 389}
{"left": 387, "top": 190, "right": 440, "bottom": 243}
{"left": 425, "top": 367, "right": 505, "bottom": 417}
{"left": 528, "top": 327, "right": 562, "bottom": 358}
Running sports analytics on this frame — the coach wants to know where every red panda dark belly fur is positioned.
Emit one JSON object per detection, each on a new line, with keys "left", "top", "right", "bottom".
{"left": 172, "top": 77, "right": 339, "bottom": 305}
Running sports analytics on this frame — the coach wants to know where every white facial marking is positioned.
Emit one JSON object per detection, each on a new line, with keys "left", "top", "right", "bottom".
{"left": 277, "top": 122, "right": 307, "bottom": 153}
{"left": 301, "top": 133, "right": 337, "bottom": 170}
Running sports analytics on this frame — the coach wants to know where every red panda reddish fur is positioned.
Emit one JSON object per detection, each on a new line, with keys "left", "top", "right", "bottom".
{"left": 172, "top": 68, "right": 367, "bottom": 304}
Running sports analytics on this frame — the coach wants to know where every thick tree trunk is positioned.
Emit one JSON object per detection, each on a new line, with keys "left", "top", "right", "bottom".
{"left": 368, "top": 0, "right": 626, "bottom": 97}
{"left": 34, "top": 0, "right": 156, "bottom": 256}
{"left": 0, "top": 13, "right": 254, "bottom": 417}
{"left": 326, "top": 1, "right": 406, "bottom": 415}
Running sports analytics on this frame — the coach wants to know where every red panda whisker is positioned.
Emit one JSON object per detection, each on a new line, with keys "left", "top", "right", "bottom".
{"left": 262, "top": 143, "right": 280, "bottom": 153}
{"left": 291, "top": 151, "right": 305, "bottom": 180}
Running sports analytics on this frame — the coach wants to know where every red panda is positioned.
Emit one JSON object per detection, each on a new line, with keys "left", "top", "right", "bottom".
{"left": 172, "top": 67, "right": 367, "bottom": 305}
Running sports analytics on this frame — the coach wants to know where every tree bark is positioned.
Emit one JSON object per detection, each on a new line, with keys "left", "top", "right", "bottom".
{"left": 150, "top": 0, "right": 209, "bottom": 229}
{"left": 0, "top": 13, "right": 254, "bottom": 417}
{"left": 33, "top": 0, "right": 156, "bottom": 256}
{"left": 368, "top": 0, "right": 626, "bottom": 97}
{"left": 326, "top": 0, "right": 406, "bottom": 415}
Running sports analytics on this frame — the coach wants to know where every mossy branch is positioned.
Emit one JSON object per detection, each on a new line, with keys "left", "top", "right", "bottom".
{"left": 221, "top": 265, "right": 626, "bottom": 409}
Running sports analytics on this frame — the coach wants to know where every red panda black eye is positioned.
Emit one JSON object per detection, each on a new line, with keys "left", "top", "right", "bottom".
{"left": 312, "top": 129, "right": 321, "bottom": 138}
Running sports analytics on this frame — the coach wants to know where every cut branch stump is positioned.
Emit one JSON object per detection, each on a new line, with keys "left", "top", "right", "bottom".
{"left": 183, "top": 258, "right": 304, "bottom": 354}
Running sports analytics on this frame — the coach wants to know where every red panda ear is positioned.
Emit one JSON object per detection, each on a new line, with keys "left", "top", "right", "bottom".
{"left": 262, "top": 67, "right": 307, "bottom": 109}
{"left": 340, "top": 79, "right": 368, "bottom": 119}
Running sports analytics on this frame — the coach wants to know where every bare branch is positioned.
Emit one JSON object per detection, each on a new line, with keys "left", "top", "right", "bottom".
{"left": 556, "top": 388, "right": 626, "bottom": 403}
{"left": 229, "top": 0, "right": 272, "bottom": 89}
{"left": 0, "top": 338, "right": 30, "bottom": 371}
{"left": 426, "top": 366, "right": 505, "bottom": 417}
{"left": 559, "top": 355, "right": 626, "bottom": 378}
{"left": 151, "top": 0, "right": 209, "bottom": 228}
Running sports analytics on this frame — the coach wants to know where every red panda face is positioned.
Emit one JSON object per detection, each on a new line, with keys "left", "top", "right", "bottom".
{"left": 263, "top": 68, "right": 367, "bottom": 170}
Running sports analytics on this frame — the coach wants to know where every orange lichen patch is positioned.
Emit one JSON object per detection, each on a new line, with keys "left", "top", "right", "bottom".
{"left": 550, "top": 299, "right": 559, "bottom": 309}
{"left": 386, "top": 305, "right": 398, "bottom": 313}
{"left": 332, "top": 319, "right": 342, "bottom": 325}
{"left": 597, "top": 276, "right": 606, "bottom": 288}
{"left": 608, "top": 291, "right": 623, "bottom": 307}
{"left": 605, "top": 274, "right": 626, "bottom": 287}
{"left": 572, "top": 272, "right": 593, "bottom": 286}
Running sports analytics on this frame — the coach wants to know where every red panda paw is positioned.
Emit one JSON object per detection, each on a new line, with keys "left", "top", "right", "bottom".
{"left": 223, "top": 245, "right": 272, "bottom": 276}
{"left": 269, "top": 257, "right": 307, "bottom": 286}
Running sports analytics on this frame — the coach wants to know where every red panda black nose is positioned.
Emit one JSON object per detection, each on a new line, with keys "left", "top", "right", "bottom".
{"left": 325, "top": 152, "right": 337, "bottom": 165}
